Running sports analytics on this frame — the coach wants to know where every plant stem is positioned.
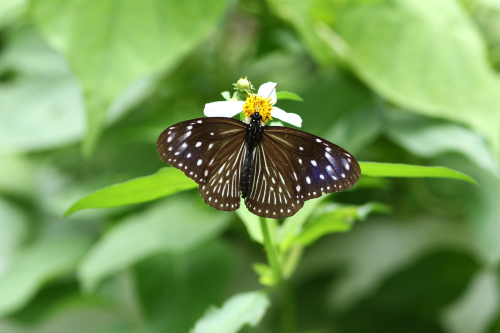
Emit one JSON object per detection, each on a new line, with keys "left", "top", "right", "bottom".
{"left": 259, "top": 216, "right": 282, "bottom": 283}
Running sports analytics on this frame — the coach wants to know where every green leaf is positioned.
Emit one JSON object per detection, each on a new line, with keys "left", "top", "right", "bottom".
{"left": 304, "top": 217, "right": 475, "bottom": 311}
{"left": 0, "top": 237, "right": 90, "bottom": 316}
{"left": 235, "top": 199, "right": 278, "bottom": 244}
{"left": 359, "top": 162, "right": 477, "bottom": 185}
{"left": 334, "top": 0, "right": 500, "bottom": 150}
{"left": 252, "top": 263, "right": 276, "bottom": 287}
{"left": 0, "top": 302, "right": 128, "bottom": 333}
{"left": 0, "top": 26, "right": 85, "bottom": 152}
{"left": 221, "top": 91, "right": 231, "bottom": 101}
{"left": 276, "top": 91, "right": 303, "bottom": 101}
{"left": 0, "top": 26, "right": 149, "bottom": 153}
{"left": 0, "top": 198, "right": 28, "bottom": 255}
{"left": 0, "top": 0, "right": 26, "bottom": 29}
{"left": 293, "top": 202, "right": 391, "bottom": 247}
{"left": 441, "top": 270, "right": 499, "bottom": 333}
{"left": 465, "top": 169, "right": 500, "bottom": 265}
{"left": 191, "top": 291, "right": 270, "bottom": 333}
{"left": 135, "top": 241, "right": 232, "bottom": 333}
{"left": 78, "top": 195, "right": 231, "bottom": 292}
{"left": 324, "top": 106, "right": 383, "bottom": 155}
{"left": 278, "top": 196, "right": 329, "bottom": 252}
{"left": 386, "top": 110, "right": 499, "bottom": 177}
{"left": 0, "top": 155, "right": 34, "bottom": 197}
{"left": 64, "top": 168, "right": 197, "bottom": 216}
{"left": 31, "top": 0, "right": 230, "bottom": 154}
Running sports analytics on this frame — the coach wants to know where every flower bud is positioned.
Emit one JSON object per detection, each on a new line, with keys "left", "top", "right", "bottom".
{"left": 235, "top": 77, "right": 253, "bottom": 101}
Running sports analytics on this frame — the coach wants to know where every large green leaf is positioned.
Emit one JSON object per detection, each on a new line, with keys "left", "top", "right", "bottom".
{"left": 0, "top": 303, "right": 128, "bottom": 333}
{"left": 0, "top": 25, "right": 150, "bottom": 153}
{"left": 334, "top": 0, "right": 500, "bottom": 149}
{"left": 191, "top": 291, "right": 270, "bottom": 333}
{"left": 31, "top": 0, "right": 230, "bottom": 155}
{"left": 359, "top": 162, "right": 477, "bottom": 185}
{"left": 386, "top": 111, "right": 499, "bottom": 177}
{"left": 64, "top": 168, "right": 197, "bottom": 216}
{"left": 78, "top": 195, "right": 231, "bottom": 291}
{"left": 0, "top": 26, "right": 85, "bottom": 152}
{"left": 0, "top": 237, "right": 90, "bottom": 316}
{"left": 135, "top": 241, "right": 232, "bottom": 333}
{"left": 0, "top": 0, "right": 26, "bottom": 29}
{"left": 0, "top": 199, "right": 28, "bottom": 256}
{"left": 268, "top": 0, "right": 500, "bottom": 150}
{"left": 465, "top": 169, "right": 500, "bottom": 265}
{"left": 300, "top": 217, "right": 475, "bottom": 311}
{"left": 441, "top": 270, "right": 499, "bottom": 333}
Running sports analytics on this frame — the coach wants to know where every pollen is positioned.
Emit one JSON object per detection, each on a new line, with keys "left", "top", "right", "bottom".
{"left": 242, "top": 92, "right": 273, "bottom": 123}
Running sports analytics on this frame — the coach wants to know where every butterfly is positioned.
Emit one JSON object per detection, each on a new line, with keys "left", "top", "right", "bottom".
{"left": 157, "top": 111, "right": 360, "bottom": 219}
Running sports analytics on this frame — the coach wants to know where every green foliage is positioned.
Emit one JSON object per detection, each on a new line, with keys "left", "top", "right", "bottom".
{"left": 359, "top": 162, "right": 478, "bottom": 184}
{"left": 191, "top": 291, "right": 270, "bottom": 333}
{"left": 31, "top": 0, "right": 230, "bottom": 155}
{"left": 0, "top": 237, "right": 91, "bottom": 316}
{"left": 0, "top": 0, "right": 499, "bottom": 332}
{"left": 64, "top": 168, "right": 197, "bottom": 216}
{"left": 276, "top": 91, "right": 304, "bottom": 101}
{"left": 135, "top": 241, "right": 232, "bottom": 333}
{"left": 78, "top": 194, "right": 231, "bottom": 292}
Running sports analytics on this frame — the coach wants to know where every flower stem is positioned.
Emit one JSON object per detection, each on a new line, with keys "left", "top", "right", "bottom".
{"left": 259, "top": 216, "right": 282, "bottom": 284}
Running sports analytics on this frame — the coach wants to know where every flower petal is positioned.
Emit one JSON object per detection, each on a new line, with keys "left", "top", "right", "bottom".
{"left": 203, "top": 101, "right": 244, "bottom": 118}
{"left": 257, "top": 82, "right": 278, "bottom": 105}
{"left": 271, "top": 107, "right": 302, "bottom": 127}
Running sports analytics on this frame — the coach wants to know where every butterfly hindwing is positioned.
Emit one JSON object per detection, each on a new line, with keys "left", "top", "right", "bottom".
{"left": 157, "top": 117, "right": 247, "bottom": 211}
{"left": 244, "top": 134, "right": 304, "bottom": 218}
{"left": 245, "top": 126, "right": 360, "bottom": 218}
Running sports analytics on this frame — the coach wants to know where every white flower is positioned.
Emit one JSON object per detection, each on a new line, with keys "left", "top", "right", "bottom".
{"left": 203, "top": 82, "right": 302, "bottom": 127}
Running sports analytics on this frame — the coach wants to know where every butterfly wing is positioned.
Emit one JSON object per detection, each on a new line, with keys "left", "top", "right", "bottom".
{"left": 244, "top": 126, "right": 360, "bottom": 218}
{"left": 244, "top": 134, "right": 305, "bottom": 218}
{"left": 157, "top": 117, "right": 247, "bottom": 211}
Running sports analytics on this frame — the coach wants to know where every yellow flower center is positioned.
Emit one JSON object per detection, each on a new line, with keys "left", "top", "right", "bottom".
{"left": 242, "top": 93, "right": 273, "bottom": 123}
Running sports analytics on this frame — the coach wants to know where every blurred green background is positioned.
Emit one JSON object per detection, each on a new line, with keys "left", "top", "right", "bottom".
{"left": 1, "top": 0, "right": 500, "bottom": 332}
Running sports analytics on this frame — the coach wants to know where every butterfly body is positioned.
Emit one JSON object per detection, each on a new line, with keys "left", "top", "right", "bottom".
{"left": 157, "top": 113, "right": 360, "bottom": 219}
{"left": 242, "top": 112, "right": 264, "bottom": 198}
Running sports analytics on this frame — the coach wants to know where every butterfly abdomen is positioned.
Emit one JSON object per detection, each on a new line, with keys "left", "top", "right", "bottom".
{"left": 241, "top": 149, "right": 253, "bottom": 198}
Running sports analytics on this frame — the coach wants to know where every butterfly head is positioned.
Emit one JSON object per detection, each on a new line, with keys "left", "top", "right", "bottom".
{"left": 243, "top": 92, "right": 273, "bottom": 125}
{"left": 250, "top": 111, "right": 262, "bottom": 123}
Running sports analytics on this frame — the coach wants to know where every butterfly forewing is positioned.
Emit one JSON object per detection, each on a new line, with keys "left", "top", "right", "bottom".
{"left": 157, "top": 117, "right": 247, "bottom": 211}
{"left": 198, "top": 138, "right": 247, "bottom": 211}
